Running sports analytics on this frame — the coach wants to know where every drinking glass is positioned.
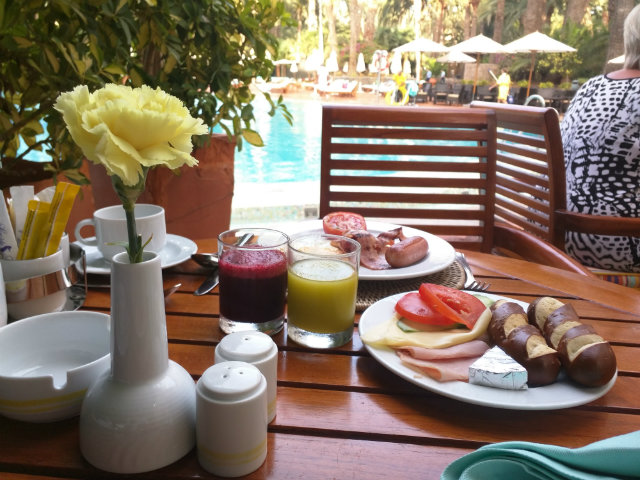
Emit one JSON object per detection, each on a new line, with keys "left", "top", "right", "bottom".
{"left": 287, "top": 233, "right": 360, "bottom": 348}
{"left": 218, "top": 228, "right": 288, "bottom": 336}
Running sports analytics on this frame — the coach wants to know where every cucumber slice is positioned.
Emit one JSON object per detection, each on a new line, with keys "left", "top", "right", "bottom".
{"left": 473, "top": 294, "right": 494, "bottom": 308}
{"left": 397, "top": 319, "right": 420, "bottom": 333}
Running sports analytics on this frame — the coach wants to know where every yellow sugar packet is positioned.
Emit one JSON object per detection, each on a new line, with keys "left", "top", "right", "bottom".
{"left": 44, "top": 182, "right": 80, "bottom": 257}
{"left": 17, "top": 200, "right": 51, "bottom": 260}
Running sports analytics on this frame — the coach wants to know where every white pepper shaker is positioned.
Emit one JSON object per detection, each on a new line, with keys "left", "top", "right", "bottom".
{"left": 196, "top": 361, "right": 267, "bottom": 477}
{"left": 215, "top": 331, "right": 278, "bottom": 423}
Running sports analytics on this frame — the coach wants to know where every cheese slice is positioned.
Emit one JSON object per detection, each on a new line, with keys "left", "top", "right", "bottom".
{"left": 361, "top": 308, "right": 491, "bottom": 350}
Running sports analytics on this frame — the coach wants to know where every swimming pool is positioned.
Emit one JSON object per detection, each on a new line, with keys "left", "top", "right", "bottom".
{"left": 228, "top": 97, "right": 323, "bottom": 185}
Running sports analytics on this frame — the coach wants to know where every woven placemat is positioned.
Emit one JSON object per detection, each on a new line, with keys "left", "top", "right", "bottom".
{"left": 356, "top": 260, "right": 465, "bottom": 312}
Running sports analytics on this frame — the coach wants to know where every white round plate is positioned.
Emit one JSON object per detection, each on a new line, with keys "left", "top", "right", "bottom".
{"left": 359, "top": 292, "right": 617, "bottom": 410}
{"left": 284, "top": 220, "right": 455, "bottom": 280}
{"left": 73, "top": 234, "right": 197, "bottom": 275}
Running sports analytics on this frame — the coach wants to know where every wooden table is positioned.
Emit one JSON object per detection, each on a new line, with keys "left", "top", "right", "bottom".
{"left": 2, "top": 241, "right": 639, "bottom": 480}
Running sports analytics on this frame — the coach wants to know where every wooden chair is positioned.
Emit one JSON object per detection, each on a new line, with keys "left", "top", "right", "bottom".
{"left": 319, "top": 104, "right": 592, "bottom": 275}
{"left": 470, "top": 101, "right": 640, "bottom": 279}
{"left": 470, "top": 101, "right": 640, "bottom": 239}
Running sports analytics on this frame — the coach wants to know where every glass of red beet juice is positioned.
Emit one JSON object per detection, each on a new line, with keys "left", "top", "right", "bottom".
{"left": 218, "top": 228, "right": 288, "bottom": 335}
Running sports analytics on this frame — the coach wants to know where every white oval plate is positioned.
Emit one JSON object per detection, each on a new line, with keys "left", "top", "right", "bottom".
{"left": 359, "top": 292, "right": 617, "bottom": 410}
{"left": 73, "top": 234, "right": 197, "bottom": 275}
{"left": 284, "top": 220, "right": 455, "bottom": 281}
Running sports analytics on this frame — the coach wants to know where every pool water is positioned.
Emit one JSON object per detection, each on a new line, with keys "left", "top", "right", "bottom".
{"left": 226, "top": 97, "right": 322, "bottom": 184}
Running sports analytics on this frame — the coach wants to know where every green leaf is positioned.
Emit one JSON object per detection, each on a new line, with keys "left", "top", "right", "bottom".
{"left": 242, "top": 129, "right": 263, "bottom": 147}
{"left": 13, "top": 36, "right": 34, "bottom": 48}
{"left": 104, "top": 64, "right": 127, "bottom": 75}
{"left": 43, "top": 47, "right": 60, "bottom": 73}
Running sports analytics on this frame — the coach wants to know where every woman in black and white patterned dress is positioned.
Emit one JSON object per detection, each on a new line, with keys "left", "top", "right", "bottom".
{"left": 560, "top": 5, "right": 640, "bottom": 272}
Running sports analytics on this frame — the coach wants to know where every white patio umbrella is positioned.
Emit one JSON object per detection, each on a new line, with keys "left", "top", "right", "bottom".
{"left": 304, "top": 49, "right": 324, "bottom": 71}
{"left": 393, "top": 38, "right": 449, "bottom": 82}
{"left": 273, "top": 58, "right": 295, "bottom": 77}
{"left": 403, "top": 58, "right": 412, "bottom": 77}
{"left": 390, "top": 53, "right": 402, "bottom": 75}
{"left": 356, "top": 52, "right": 366, "bottom": 73}
{"left": 394, "top": 37, "right": 449, "bottom": 54}
{"left": 326, "top": 51, "right": 339, "bottom": 73}
{"left": 343, "top": 62, "right": 349, "bottom": 73}
{"left": 608, "top": 54, "right": 625, "bottom": 64}
{"left": 504, "top": 31, "right": 576, "bottom": 97}
{"left": 450, "top": 34, "right": 508, "bottom": 96}
{"left": 436, "top": 49, "right": 476, "bottom": 64}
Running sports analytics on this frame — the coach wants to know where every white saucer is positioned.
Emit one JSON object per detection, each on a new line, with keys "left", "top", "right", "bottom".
{"left": 73, "top": 234, "right": 197, "bottom": 275}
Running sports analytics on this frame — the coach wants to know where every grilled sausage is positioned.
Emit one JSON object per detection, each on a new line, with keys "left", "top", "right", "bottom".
{"left": 385, "top": 236, "right": 428, "bottom": 268}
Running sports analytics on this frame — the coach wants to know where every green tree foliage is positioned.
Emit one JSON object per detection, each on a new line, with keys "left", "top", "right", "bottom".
{"left": 0, "top": 0, "right": 292, "bottom": 186}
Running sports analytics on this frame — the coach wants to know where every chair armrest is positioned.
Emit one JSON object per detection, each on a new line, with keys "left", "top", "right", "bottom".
{"left": 493, "top": 223, "right": 596, "bottom": 277}
{"left": 555, "top": 209, "right": 640, "bottom": 236}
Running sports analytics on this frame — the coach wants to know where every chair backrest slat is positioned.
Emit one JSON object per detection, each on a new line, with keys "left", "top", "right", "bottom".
{"left": 320, "top": 104, "right": 497, "bottom": 252}
{"left": 470, "top": 101, "right": 565, "bottom": 248}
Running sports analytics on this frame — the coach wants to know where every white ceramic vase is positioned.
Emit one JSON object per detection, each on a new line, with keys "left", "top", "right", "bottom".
{"left": 79, "top": 251, "right": 195, "bottom": 474}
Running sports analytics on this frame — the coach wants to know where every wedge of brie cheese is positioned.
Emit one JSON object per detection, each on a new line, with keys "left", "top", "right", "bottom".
{"left": 469, "top": 346, "right": 528, "bottom": 390}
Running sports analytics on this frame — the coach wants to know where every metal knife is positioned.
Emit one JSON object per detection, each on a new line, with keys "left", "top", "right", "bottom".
{"left": 193, "top": 232, "right": 253, "bottom": 296}
{"left": 193, "top": 268, "right": 219, "bottom": 296}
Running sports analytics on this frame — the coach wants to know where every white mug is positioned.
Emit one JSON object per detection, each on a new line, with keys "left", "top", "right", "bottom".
{"left": 75, "top": 204, "right": 166, "bottom": 261}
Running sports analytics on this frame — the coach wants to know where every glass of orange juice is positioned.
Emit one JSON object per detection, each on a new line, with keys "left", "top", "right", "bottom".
{"left": 287, "top": 233, "right": 360, "bottom": 348}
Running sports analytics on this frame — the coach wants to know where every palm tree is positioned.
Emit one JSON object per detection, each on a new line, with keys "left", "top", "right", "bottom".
{"left": 606, "top": 0, "right": 635, "bottom": 69}
{"left": 522, "top": 0, "right": 546, "bottom": 33}
{"left": 564, "top": 0, "right": 589, "bottom": 26}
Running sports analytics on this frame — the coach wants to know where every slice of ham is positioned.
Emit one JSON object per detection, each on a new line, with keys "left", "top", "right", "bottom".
{"left": 396, "top": 340, "right": 490, "bottom": 382}
{"left": 344, "top": 230, "right": 390, "bottom": 270}
{"left": 396, "top": 340, "right": 490, "bottom": 361}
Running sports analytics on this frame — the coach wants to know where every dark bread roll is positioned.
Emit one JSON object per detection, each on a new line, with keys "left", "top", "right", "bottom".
{"left": 527, "top": 296, "right": 565, "bottom": 330}
{"left": 557, "top": 324, "right": 617, "bottom": 387}
{"left": 488, "top": 302, "right": 528, "bottom": 345}
{"left": 543, "top": 304, "right": 582, "bottom": 349}
{"left": 527, "top": 296, "right": 617, "bottom": 387}
{"left": 490, "top": 302, "right": 560, "bottom": 386}
{"left": 503, "top": 324, "right": 561, "bottom": 386}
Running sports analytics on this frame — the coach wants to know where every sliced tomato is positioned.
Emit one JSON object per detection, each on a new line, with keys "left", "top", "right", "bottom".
{"left": 395, "top": 292, "right": 458, "bottom": 326}
{"left": 418, "top": 284, "right": 487, "bottom": 329}
{"left": 322, "top": 212, "right": 366, "bottom": 235}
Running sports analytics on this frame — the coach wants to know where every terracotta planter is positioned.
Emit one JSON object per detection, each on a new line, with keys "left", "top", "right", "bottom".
{"left": 89, "top": 133, "right": 236, "bottom": 241}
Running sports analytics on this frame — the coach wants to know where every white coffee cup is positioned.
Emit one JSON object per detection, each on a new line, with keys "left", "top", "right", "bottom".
{"left": 75, "top": 204, "right": 166, "bottom": 261}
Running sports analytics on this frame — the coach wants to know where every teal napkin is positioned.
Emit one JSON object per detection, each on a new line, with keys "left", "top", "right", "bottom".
{"left": 441, "top": 430, "right": 640, "bottom": 480}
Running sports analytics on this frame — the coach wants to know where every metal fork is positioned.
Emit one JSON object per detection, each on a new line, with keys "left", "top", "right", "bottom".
{"left": 455, "top": 252, "right": 491, "bottom": 292}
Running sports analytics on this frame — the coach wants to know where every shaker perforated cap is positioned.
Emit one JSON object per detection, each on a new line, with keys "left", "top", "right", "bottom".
{"left": 197, "top": 361, "right": 265, "bottom": 403}
{"left": 216, "top": 331, "right": 277, "bottom": 363}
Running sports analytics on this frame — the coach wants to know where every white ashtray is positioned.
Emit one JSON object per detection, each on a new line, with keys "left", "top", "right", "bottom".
{"left": 0, "top": 311, "right": 110, "bottom": 423}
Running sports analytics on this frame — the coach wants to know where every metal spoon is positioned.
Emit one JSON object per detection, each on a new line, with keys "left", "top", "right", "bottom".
{"left": 193, "top": 233, "right": 254, "bottom": 296}
{"left": 191, "top": 252, "right": 218, "bottom": 268}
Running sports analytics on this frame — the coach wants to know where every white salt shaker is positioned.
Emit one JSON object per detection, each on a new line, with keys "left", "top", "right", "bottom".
{"left": 215, "top": 331, "right": 278, "bottom": 423}
{"left": 196, "top": 361, "right": 267, "bottom": 477}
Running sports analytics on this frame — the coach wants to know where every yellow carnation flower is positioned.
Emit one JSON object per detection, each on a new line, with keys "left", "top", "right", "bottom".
{"left": 54, "top": 84, "right": 208, "bottom": 187}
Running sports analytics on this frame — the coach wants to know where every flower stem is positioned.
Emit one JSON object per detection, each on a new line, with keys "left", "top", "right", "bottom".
{"left": 111, "top": 168, "right": 149, "bottom": 263}
{"left": 123, "top": 200, "right": 143, "bottom": 263}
